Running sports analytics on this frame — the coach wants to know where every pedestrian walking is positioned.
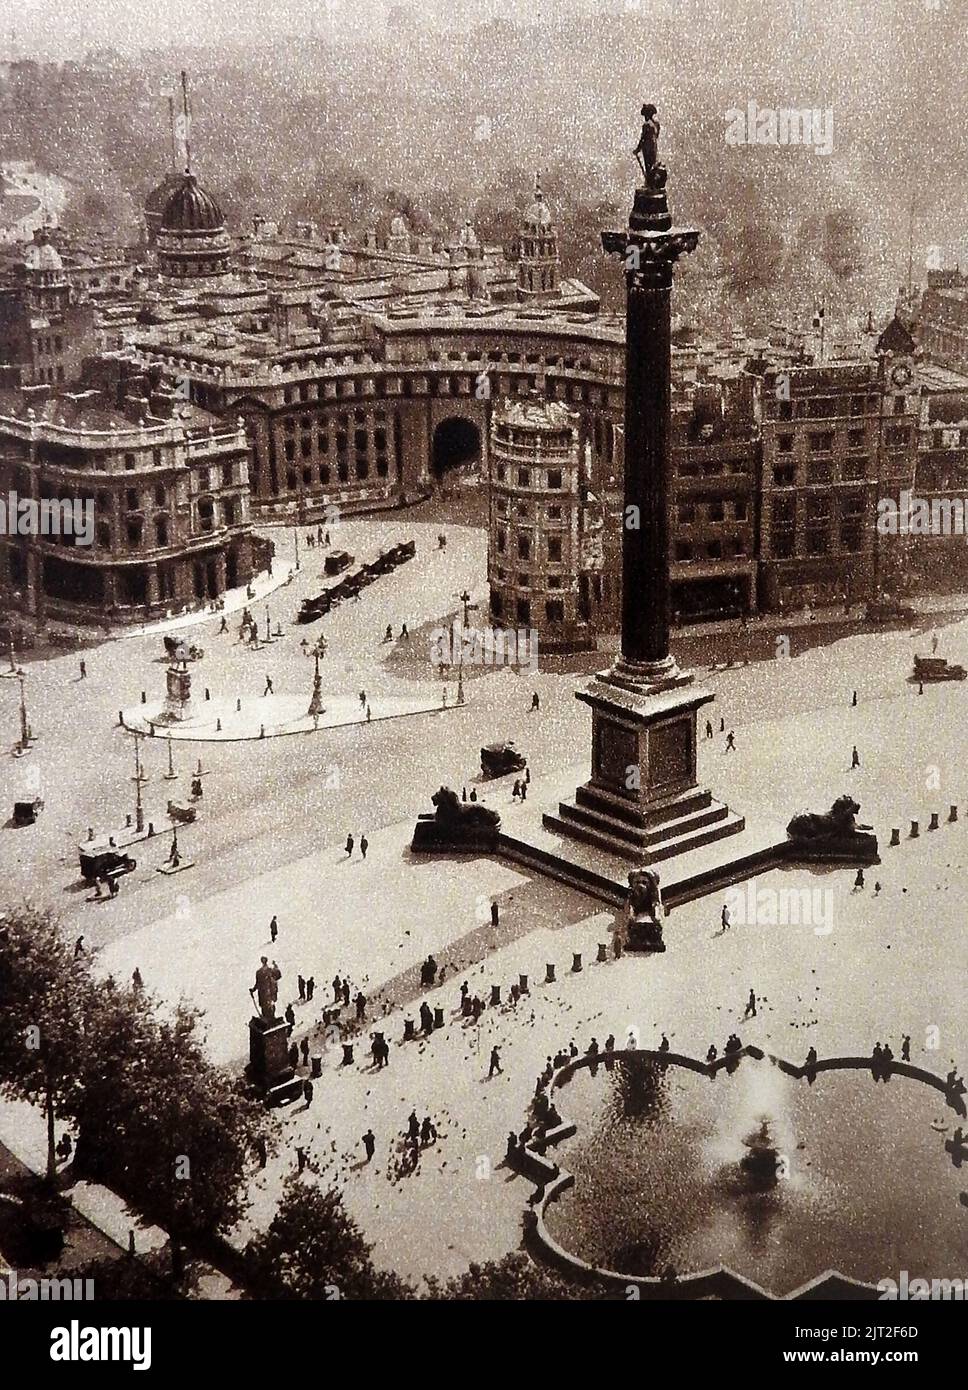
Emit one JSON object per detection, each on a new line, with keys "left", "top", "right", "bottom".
{"left": 270, "top": 915, "right": 278, "bottom": 942}
{"left": 490, "top": 901, "right": 499, "bottom": 927}
{"left": 401, "top": 623, "right": 409, "bottom": 639}
{"left": 355, "top": 991, "right": 367, "bottom": 1021}
{"left": 79, "top": 659, "right": 86, "bottom": 678}
{"left": 420, "top": 1116, "right": 437, "bottom": 1146}
{"left": 524, "top": 766, "right": 530, "bottom": 785}
{"left": 219, "top": 616, "right": 228, "bottom": 633}
{"left": 725, "top": 731, "right": 735, "bottom": 752}
{"left": 303, "top": 1078, "right": 314, "bottom": 1106}
{"left": 359, "top": 689, "right": 366, "bottom": 707}
{"left": 285, "top": 1003, "right": 296, "bottom": 1029}
{"left": 530, "top": 691, "right": 540, "bottom": 711}
{"left": 264, "top": 676, "right": 274, "bottom": 696}
{"left": 512, "top": 779, "right": 521, "bottom": 801}
{"left": 345, "top": 833, "right": 354, "bottom": 857}
{"left": 306, "top": 976, "right": 315, "bottom": 1001}
{"left": 851, "top": 744, "right": 860, "bottom": 768}
{"left": 720, "top": 717, "right": 725, "bottom": 733}
{"left": 298, "top": 974, "right": 306, "bottom": 1001}
{"left": 300, "top": 1037, "right": 309, "bottom": 1065}
{"left": 384, "top": 624, "right": 393, "bottom": 642}
{"left": 520, "top": 782, "right": 527, "bottom": 801}
{"left": 488, "top": 1046, "right": 502, "bottom": 1078}
{"left": 721, "top": 903, "right": 731, "bottom": 931}
{"left": 255, "top": 1135, "right": 267, "bottom": 1169}
{"left": 341, "top": 980, "right": 350, "bottom": 1008}
{"left": 851, "top": 690, "right": 857, "bottom": 707}
{"left": 74, "top": 936, "right": 85, "bottom": 958}
{"left": 407, "top": 1110, "right": 420, "bottom": 1142}
{"left": 132, "top": 967, "right": 143, "bottom": 991}
{"left": 288, "top": 1043, "right": 299, "bottom": 1069}
{"left": 296, "top": 1146, "right": 307, "bottom": 1174}
{"left": 362, "top": 1129, "right": 376, "bottom": 1162}
{"left": 744, "top": 988, "right": 757, "bottom": 1019}
{"left": 360, "top": 834, "right": 368, "bottom": 859}
{"left": 333, "top": 974, "right": 342, "bottom": 1003}
{"left": 365, "top": 704, "right": 371, "bottom": 722}
{"left": 853, "top": 868, "right": 865, "bottom": 890}
{"left": 901, "top": 1034, "right": 911, "bottom": 1062}
{"left": 705, "top": 719, "right": 713, "bottom": 739}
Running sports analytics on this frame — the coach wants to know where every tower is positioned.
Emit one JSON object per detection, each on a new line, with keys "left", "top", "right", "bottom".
{"left": 545, "top": 106, "right": 745, "bottom": 883}
{"left": 516, "top": 175, "right": 560, "bottom": 299}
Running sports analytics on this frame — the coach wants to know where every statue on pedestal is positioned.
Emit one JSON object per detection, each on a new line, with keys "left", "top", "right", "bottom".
{"left": 633, "top": 103, "right": 667, "bottom": 191}
{"left": 626, "top": 867, "right": 666, "bottom": 952}
{"left": 251, "top": 956, "right": 281, "bottom": 1021}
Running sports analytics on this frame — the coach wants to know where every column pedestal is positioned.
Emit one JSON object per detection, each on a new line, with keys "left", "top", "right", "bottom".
{"left": 544, "top": 667, "right": 744, "bottom": 862}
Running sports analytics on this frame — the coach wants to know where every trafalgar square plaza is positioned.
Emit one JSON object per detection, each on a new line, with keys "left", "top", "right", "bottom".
{"left": 0, "top": 87, "right": 966, "bottom": 1342}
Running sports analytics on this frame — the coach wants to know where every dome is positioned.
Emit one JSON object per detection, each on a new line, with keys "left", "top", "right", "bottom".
{"left": 145, "top": 172, "right": 181, "bottom": 215}
{"left": 24, "top": 228, "right": 63, "bottom": 274}
{"left": 160, "top": 173, "right": 225, "bottom": 234}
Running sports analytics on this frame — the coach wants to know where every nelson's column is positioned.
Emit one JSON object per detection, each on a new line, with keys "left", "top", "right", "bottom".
{"left": 545, "top": 106, "right": 745, "bottom": 882}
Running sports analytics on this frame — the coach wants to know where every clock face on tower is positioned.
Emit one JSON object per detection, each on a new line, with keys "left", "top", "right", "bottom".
{"left": 891, "top": 364, "right": 912, "bottom": 387}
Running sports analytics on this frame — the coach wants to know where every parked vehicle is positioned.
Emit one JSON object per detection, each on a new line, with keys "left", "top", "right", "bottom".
{"left": 12, "top": 796, "right": 43, "bottom": 826}
{"left": 480, "top": 741, "right": 527, "bottom": 779}
{"left": 324, "top": 550, "right": 353, "bottom": 576}
{"left": 78, "top": 840, "right": 136, "bottom": 885}
{"left": 913, "top": 654, "right": 967, "bottom": 682}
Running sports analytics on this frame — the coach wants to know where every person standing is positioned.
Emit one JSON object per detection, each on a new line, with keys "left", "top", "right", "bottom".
{"left": 530, "top": 691, "right": 540, "bottom": 712}
{"left": 341, "top": 979, "right": 350, "bottom": 1007}
{"left": 345, "top": 833, "right": 354, "bottom": 858}
{"left": 362, "top": 1129, "right": 376, "bottom": 1162}
{"left": 490, "top": 901, "right": 499, "bottom": 928}
{"left": 298, "top": 974, "right": 306, "bottom": 1001}
{"left": 333, "top": 974, "right": 342, "bottom": 1003}
{"left": 744, "top": 988, "right": 757, "bottom": 1019}
{"left": 721, "top": 903, "right": 731, "bottom": 932}
{"left": 901, "top": 1034, "right": 911, "bottom": 1062}
{"left": 264, "top": 676, "right": 274, "bottom": 696}
{"left": 488, "top": 1046, "right": 502, "bottom": 1078}
{"left": 407, "top": 1110, "right": 420, "bottom": 1142}
{"left": 306, "top": 976, "right": 315, "bottom": 1001}
{"left": 705, "top": 719, "right": 712, "bottom": 738}
{"left": 851, "top": 745, "right": 860, "bottom": 769}
{"left": 725, "top": 731, "right": 736, "bottom": 752}
{"left": 269, "top": 915, "right": 278, "bottom": 943}
{"left": 360, "top": 833, "right": 368, "bottom": 859}
{"left": 303, "top": 1078, "right": 314, "bottom": 1106}
{"left": 79, "top": 659, "right": 86, "bottom": 678}
{"left": 354, "top": 991, "right": 367, "bottom": 1021}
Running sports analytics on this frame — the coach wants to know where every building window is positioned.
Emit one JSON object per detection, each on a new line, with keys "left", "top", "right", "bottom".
{"left": 773, "top": 465, "right": 795, "bottom": 486}
{"left": 894, "top": 395, "right": 906, "bottom": 415}
{"left": 848, "top": 428, "right": 865, "bottom": 449}
{"left": 708, "top": 501, "right": 725, "bottom": 522}
{"left": 123, "top": 453, "right": 136, "bottom": 470}
{"left": 547, "top": 468, "right": 562, "bottom": 489}
{"left": 155, "top": 517, "right": 168, "bottom": 546}
{"left": 548, "top": 505, "right": 562, "bottom": 520}
{"left": 516, "top": 598, "right": 531, "bottom": 625}
{"left": 497, "top": 529, "right": 506, "bottom": 554}
{"left": 808, "top": 432, "right": 834, "bottom": 453}
{"left": 126, "top": 489, "right": 139, "bottom": 510}
{"left": 734, "top": 500, "right": 748, "bottom": 521}
{"left": 517, "top": 534, "right": 531, "bottom": 560}
{"left": 678, "top": 504, "right": 695, "bottom": 524}
{"left": 675, "top": 541, "right": 692, "bottom": 561}
{"left": 547, "top": 536, "right": 562, "bottom": 562}
{"left": 545, "top": 599, "right": 564, "bottom": 623}
{"left": 517, "top": 468, "right": 530, "bottom": 487}
{"left": 777, "top": 434, "right": 794, "bottom": 453}
{"left": 126, "top": 519, "right": 143, "bottom": 546}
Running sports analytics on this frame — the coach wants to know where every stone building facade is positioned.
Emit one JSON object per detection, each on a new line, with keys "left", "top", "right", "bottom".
{"left": 0, "top": 359, "right": 257, "bottom": 623}
{"left": 487, "top": 397, "right": 604, "bottom": 652}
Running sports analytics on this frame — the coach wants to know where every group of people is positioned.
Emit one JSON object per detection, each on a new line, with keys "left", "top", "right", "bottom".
{"left": 303, "top": 528, "right": 332, "bottom": 549}
{"left": 344, "top": 832, "right": 369, "bottom": 859}
{"left": 511, "top": 772, "right": 530, "bottom": 801}
{"left": 383, "top": 623, "right": 410, "bottom": 642}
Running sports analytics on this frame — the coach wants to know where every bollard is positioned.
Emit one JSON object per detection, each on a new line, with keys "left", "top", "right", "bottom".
{"left": 141, "top": 691, "right": 146, "bottom": 703}
{"left": 950, "top": 805, "right": 959, "bottom": 823}
{"left": 118, "top": 711, "right": 123, "bottom": 727}
{"left": 434, "top": 1006, "right": 444, "bottom": 1029}
{"left": 490, "top": 984, "right": 501, "bottom": 1006}
{"left": 125, "top": 813, "right": 132, "bottom": 827}
{"left": 311, "top": 1055, "right": 321, "bottom": 1078}
{"left": 929, "top": 811, "right": 940, "bottom": 831}
{"left": 216, "top": 718, "right": 222, "bottom": 732}
{"left": 545, "top": 963, "right": 556, "bottom": 984}
{"left": 597, "top": 942, "right": 608, "bottom": 963}
{"left": 237, "top": 698, "right": 242, "bottom": 712}
{"left": 205, "top": 688, "right": 210, "bottom": 701}
{"left": 571, "top": 952, "right": 582, "bottom": 973}
{"left": 890, "top": 827, "right": 900, "bottom": 846}
{"left": 147, "top": 822, "right": 154, "bottom": 837}
{"left": 519, "top": 973, "right": 529, "bottom": 995}
{"left": 910, "top": 820, "right": 919, "bottom": 838}
{"left": 404, "top": 1017, "right": 415, "bottom": 1041}
{"left": 341, "top": 1043, "right": 354, "bottom": 1066}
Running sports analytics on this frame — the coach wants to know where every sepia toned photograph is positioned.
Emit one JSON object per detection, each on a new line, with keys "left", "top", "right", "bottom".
{"left": 0, "top": 0, "right": 964, "bottom": 1361}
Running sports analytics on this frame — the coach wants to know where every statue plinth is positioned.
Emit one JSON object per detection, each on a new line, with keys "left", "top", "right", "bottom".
{"left": 247, "top": 1016, "right": 302, "bottom": 1107}
{"left": 157, "top": 662, "right": 194, "bottom": 724}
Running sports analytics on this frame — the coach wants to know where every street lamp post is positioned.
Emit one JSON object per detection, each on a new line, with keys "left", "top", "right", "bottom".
{"left": 453, "top": 587, "right": 478, "bottom": 707}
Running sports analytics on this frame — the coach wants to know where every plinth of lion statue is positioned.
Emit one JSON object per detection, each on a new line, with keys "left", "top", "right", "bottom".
{"left": 786, "top": 794, "right": 879, "bottom": 864}
{"left": 626, "top": 867, "right": 667, "bottom": 952}
{"left": 411, "top": 785, "right": 501, "bottom": 851}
